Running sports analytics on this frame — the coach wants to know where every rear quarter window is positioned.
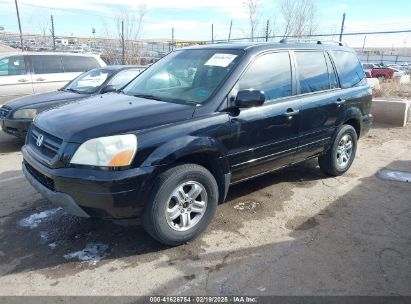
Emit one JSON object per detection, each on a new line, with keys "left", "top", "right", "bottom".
{"left": 332, "top": 50, "right": 366, "bottom": 89}
{"left": 62, "top": 56, "right": 100, "bottom": 72}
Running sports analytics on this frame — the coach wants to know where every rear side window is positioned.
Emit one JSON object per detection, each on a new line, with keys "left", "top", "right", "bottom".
{"left": 62, "top": 56, "right": 100, "bottom": 72}
{"left": 237, "top": 52, "right": 292, "bottom": 100}
{"left": 0, "top": 56, "right": 27, "bottom": 76}
{"left": 332, "top": 51, "right": 366, "bottom": 89}
{"left": 30, "top": 55, "right": 64, "bottom": 74}
{"left": 295, "top": 51, "right": 330, "bottom": 94}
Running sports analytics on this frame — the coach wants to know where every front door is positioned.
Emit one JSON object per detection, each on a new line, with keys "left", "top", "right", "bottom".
{"left": 0, "top": 55, "right": 33, "bottom": 104}
{"left": 226, "top": 51, "right": 300, "bottom": 183}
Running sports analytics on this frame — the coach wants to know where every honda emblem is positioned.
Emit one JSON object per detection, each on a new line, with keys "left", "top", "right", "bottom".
{"left": 36, "top": 134, "right": 44, "bottom": 147}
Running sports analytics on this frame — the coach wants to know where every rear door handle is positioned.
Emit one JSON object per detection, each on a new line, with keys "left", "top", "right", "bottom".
{"left": 36, "top": 77, "right": 46, "bottom": 81}
{"left": 18, "top": 78, "right": 28, "bottom": 82}
{"left": 335, "top": 98, "right": 346, "bottom": 105}
{"left": 284, "top": 108, "right": 300, "bottom": 119}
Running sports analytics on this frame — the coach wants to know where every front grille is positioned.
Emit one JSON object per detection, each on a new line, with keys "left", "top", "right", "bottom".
{"left": 25, "top": 162, "right": 55, "bottom": 191}
{"left": 0, "top": 105, "right": 11, "bottom": 118}
{"left": 28, "top": 126, "right": 63, "bottom": 160}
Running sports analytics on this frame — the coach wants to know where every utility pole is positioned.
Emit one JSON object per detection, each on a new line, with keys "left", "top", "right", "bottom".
{"left": 121, "top": 20, "right": 125, "bottom": 64}
{"left": 339, "top": 13, "right": 346, "bottom": 42}
{"left": 228, "top": 20, "right": 232, "bottom": 42}
{"left": 14, "top": 0, "right": 24, "bottom": 51}
{"left": 171, "top": 27, "right": 174, "bottom": 51}
{"left": 211, "top": 24, "right": 214, "bottom": 43}
{"left": 50, "top": 15, "right": 55, "bottom": 51}
{"left": 362, "top": 35, "right": 366, "bottom": 53}
{"left": 265, "top": 19, "right": 269, "bottom": 42}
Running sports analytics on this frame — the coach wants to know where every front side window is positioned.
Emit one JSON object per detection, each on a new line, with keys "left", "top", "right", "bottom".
{"left": 107, "top": 69, "right": 142, "bottom": 90}
{"left": 295, "top": 51, "right": 330, "bottom": 94}
{"left": 30, "top": 55, "right": 64, "bottom": 74}
{"left": 236, "top": 52, "right": 292, "bottom": 100}
{"left": 64, "top": 69, "right": 112, "bottom": 94}
{"left": 123, "top": 49, "right": 244, "bottom": 105}
{"left": 0, "top": 56, "right": 27, "bottom": 76}
{"left": 62, "top": 56, "right": 100, "bottom": 72}
{"left": 332, "top": 50, "right": 366, "bottom": 89}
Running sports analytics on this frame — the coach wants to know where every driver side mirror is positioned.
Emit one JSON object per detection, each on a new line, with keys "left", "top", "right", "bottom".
{"left": 235, "top": 89, "right": 266, "bottom": 108}
{"left": 101, "top": 85, "right": 117, "bottom": 94}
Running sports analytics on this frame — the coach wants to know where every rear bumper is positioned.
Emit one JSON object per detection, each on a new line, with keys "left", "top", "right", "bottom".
{"left": 361, "top": 113, "right": 373, "bottom": 138}
{"left": 22, "top": 145, "right": 159, "bottom": 219}
{"left": 0, "top": 118, "right": 31, "bottom": 138}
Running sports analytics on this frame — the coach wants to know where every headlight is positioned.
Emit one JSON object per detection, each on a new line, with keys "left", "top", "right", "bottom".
{"left": 13, "top": 109, "right": 37, "bottom": 119}
{"left": 70, "top": 134, "right": 137, "bottom": 167}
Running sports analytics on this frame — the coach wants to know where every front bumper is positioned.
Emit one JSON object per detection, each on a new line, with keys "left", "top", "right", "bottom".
{"left": 0, "top": 118, "right": 32, "bottom": 138}
{"left": 22, "top": 145, "right": 159, "bottom": 219}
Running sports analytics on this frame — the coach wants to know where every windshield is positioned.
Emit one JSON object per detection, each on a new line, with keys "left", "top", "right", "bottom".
{"left": 64, "top": 68, "right": 113, "bottom": 94}
{"left": 122, "top": 49, "right": 244, "bottom": 104}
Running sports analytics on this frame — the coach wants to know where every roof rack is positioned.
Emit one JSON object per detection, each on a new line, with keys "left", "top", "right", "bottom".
{"left": 279, "top": 38, "right": 346, "bottom": 46}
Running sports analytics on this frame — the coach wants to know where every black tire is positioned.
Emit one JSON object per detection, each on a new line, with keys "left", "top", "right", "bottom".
{"left": 143, "top": 164, "right": 218, "bottom": 246}
{"left": 318, "top": 125, "right": 357, "bottom": 176}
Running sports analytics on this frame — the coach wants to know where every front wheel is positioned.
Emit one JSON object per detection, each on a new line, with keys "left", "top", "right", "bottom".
{"left": 318, "top": 125, "right": 357, "bottom": 176}
{"left": 143, "top": 164, "right": 218, "bottom": 245}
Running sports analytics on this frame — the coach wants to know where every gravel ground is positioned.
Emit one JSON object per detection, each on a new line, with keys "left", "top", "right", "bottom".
{"left": 0, "top": 123, "right": 410, "bottom": 296}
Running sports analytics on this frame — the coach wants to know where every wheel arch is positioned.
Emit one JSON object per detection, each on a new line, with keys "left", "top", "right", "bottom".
{"left": 141, "top": 136, "right": 231, "bottom": 203}
{"left": 344, "top": 107, "right": 362, "bottom": 138}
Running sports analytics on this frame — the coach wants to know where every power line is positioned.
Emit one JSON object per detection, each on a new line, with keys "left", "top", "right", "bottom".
{"left": 211, "top": 29, "right": 411, "bottom": 43}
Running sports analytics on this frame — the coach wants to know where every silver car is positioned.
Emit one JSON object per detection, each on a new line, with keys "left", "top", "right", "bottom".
{"left": 0, "top": 52, "right": 106, "bottom": 104}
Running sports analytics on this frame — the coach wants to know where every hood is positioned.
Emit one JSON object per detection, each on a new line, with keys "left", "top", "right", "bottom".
{"left": 5, "top": 91, "right": 88, "bottom": 111}
{"left": 35, "top": 93, "right": 195, "bottom": 143}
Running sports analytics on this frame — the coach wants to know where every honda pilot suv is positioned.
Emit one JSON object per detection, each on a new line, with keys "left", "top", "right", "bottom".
{"left": 22, "top": 41, "right": 372, "bottom": 245}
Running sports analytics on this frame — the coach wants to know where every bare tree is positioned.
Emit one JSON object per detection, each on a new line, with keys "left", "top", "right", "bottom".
{"left": 281, "top": 0, "right": 318, "bottom": 38}
{"left": 244, "top": 0, "right": 260, "bottom": 41}
{"left": 102, "top": 3, "right": 147, "bottom": 64}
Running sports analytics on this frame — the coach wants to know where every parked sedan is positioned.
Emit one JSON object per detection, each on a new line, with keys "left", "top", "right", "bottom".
{"left": 0, "top": 65, "right": 145, "bottom": 138}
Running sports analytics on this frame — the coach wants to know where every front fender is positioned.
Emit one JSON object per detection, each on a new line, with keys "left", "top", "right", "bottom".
{"left": 141, "top": 135, "right": 229, "bottom": 172}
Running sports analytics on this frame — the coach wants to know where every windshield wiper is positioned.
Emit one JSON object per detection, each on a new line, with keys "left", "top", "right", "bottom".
{"left": 132, "top": 94, "right": 163, "bottom": 101}
{"left": 64, "top": 88, "right": 82, "bottom": 94}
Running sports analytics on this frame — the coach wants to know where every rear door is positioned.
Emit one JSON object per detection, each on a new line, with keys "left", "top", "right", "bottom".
{"left": 0, "top": 55, "right": 33, "bottom": 104}
{"left": 227, "top": 51, "right": 301, "bottom": 182}
{"left": 29, "top": 55, "right": 67, "bottom": 94}
{"left": 292, "top": 50, "right": 345, "bottom": 161}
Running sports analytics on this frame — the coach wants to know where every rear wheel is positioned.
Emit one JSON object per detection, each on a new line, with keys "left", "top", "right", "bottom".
{"left": 143, "top": 164, "right": 218, "bottom": 245}
{"left": 318, "top": 125, "right": 357, "bottom": 176}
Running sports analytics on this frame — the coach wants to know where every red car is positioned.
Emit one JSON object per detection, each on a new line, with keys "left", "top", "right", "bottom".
{"left": 362, "top": 63, "right": 394, "bottom": 79}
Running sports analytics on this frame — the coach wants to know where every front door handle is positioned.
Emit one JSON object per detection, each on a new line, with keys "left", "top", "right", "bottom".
{"left": 36, "top": 77, "right": 46, "bottom": 81}
{"left": 335, "top": 98, "right": 346, "bottom": 105}
{"left": 18, "top": 78, "right": 28, "bottom": 82}
{"left": 284, "top": 108, "right": 300, "bottom": 120}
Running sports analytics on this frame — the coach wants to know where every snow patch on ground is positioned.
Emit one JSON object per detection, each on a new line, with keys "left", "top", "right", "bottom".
{"left": 233, "top": 201, "right": 259, "bottom": 211}
{"left": 18, "top": 208, "right": 62, "bottom": 229}
{"left": 379, "top": 169, "right": 411, "bottom": 183}
{"left": 63, "top": 243, "right": 109, "bottom": 265}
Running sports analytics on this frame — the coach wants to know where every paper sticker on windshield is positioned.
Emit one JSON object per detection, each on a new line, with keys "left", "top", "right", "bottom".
{"left": 204, "top": 53, "right": 237, "bottom": 67}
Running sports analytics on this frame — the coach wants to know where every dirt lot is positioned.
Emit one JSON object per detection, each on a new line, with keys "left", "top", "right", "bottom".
{"left": 0, "top": 124, "right": 410, "bottom": 296}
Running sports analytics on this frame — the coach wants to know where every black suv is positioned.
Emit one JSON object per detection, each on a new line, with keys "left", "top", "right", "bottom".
{"left": 22, "top": 42, "right": 372, "bottom": 245}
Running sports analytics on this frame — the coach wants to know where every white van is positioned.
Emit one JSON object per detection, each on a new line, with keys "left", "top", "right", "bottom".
{"left": 0, "top": 52, "right": 106, "bottom": 104}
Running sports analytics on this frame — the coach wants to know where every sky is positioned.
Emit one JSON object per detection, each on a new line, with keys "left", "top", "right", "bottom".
{"left": 0, "top": 0, "right": 410, "bottom": 48}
